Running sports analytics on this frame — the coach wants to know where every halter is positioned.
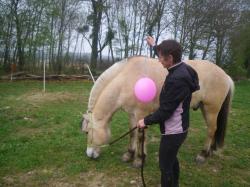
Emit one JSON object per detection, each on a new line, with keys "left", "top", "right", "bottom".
{"left": 84, "top": 111, "right": 109, "bottom": 148}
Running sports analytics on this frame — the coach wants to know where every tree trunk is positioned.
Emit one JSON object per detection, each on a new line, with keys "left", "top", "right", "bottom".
{"left": 56, "top": 0, "right": 66, "bottom": 74}
{"left": 109, "top": 42, "right": 114, "bottom": 63}
{"left": 66, "top": 26, "right": 72, "bottom": 67}
{"left": 3, "top": 20, "right": 13, "bottom": 72}
{"left": 73, "top": 31, "right": 80, "bottom": 63}
{"left": 216, "top": 35, "right": 223, "bottom": 66}
{"left": 247, "top": 59, "right": 250, "bottom": 77}
{"left": 49, "top": 16, "right": 55, "bottom": 72}
{"left": 79, "top": 35, "right": 84, "bottom": 61}
{"left": 90, "top": 0, "right": 103, "bottom": 75}
{"left": 202, "top": 33, "right": 213, "bottom": 60}
{"left": 13, "top": 0, "right": 25, "bottom": 71}
{"left": 124, "top": 35, "right": 129, "bottom": 58}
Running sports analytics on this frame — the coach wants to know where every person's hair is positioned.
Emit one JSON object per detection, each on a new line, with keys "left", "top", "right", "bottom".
{"left": 156, "top": 39, "right": 182, "bottom": 64}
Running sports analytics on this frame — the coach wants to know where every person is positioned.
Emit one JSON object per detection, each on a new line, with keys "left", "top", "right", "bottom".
{"left": 137, "top": 36, "right": 200, "bottom": 187}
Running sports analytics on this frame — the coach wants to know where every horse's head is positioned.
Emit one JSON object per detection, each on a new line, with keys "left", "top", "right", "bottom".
{"left": 81, "top": 112, "right": 111, "bottom": 159}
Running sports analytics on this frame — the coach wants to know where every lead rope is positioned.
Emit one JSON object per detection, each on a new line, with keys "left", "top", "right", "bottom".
{"left": 111, "top": 127, "right": 147, "bottom": 187}
{"left": 141, "top": 128, "right": 146, "bottom": 187}
{"left": 109, "top": 127, "right": 137, "bottom": 146}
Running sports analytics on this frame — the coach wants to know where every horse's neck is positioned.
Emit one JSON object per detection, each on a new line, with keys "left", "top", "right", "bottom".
{"left": 92, "top": 90, "right": 121, "bottom": 127}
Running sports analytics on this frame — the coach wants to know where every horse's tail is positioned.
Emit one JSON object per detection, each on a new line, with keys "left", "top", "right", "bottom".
{"left": 214, "top": 76, "right": 234, "bottom": 149}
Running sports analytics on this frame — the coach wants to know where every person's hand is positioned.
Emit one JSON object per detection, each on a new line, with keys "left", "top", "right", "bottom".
{"left": 146, "top": 36, "right": 155, "bottom": 47}
{"left": 137, "top": 119, "right": 146, "bottom": 129}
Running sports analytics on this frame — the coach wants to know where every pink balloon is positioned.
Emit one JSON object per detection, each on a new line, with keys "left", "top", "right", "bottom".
{"left": 134, "top": 77, "right": 157, "bottom": 103}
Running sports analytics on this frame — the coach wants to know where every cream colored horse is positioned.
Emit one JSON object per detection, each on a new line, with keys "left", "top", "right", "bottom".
{"left": 82, "top": 56, "right": 234, "bottom": 167}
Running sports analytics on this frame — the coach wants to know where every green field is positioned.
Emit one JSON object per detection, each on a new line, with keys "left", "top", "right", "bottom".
{"left": 0, "top": 80, "right": 249, "bottom": 187}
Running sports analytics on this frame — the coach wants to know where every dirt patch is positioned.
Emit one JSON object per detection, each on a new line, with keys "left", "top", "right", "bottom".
{"left": 2, "top": 169, "right": 42, "bottom": 187}
{"left": 14, "top": 125, "right": 56, "bottom": 138}
{"left": 71, "top": 170, "right": 141, "bottom": 187}
{"left": 18, "top": 91, "right": 81, "bottom": 105}
{"left": 1, "top": 169, "right": 141, "bottom": 187}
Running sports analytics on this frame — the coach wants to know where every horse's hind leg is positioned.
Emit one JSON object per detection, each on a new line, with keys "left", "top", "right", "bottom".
{"left": 122, "top": 114, "right": 137, "bottom": 162}
{"left": 196, "top": 105, "right": 219, "bottom": 164}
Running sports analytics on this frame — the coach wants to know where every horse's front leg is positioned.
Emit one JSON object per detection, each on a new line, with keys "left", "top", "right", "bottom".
{"left": 132, "top": 128, "right": 147, "bottom": 168}
{"left": 122, "top": 114, "right": 137, "bottom": 162}
{"left": 122, "top": 112, "right": 147, "bottom": 168}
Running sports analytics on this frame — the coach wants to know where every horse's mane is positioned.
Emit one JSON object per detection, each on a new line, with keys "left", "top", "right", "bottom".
{"left": 87, "top": 59, "right": 127, "bottom": 112}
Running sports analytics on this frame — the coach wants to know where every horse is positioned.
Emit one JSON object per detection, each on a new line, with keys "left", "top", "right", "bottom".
{"left": 81, "top": 56, "right": 234, "bottom": 167}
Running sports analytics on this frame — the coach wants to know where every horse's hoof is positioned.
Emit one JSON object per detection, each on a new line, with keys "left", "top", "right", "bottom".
{"left": 132, "top": 158, "right": 142, "bottom": 168}
{"left": 195, "top": 154, "right": 206, "bottom": 164}
{"left": 213, "top": 149, "right": 223, "bottom": 157}
{"left": 122, "top": 151, "right": 133, "bottom": 162}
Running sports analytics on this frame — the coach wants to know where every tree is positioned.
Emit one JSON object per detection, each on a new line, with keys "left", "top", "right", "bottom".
{"left": 228, "top": 1, "right": 250, "bottom": 77}
{"left": 12, "top": 0, "right": 26, "bottom": 71}
{"left": 1, "top": 1, "right": 14, "bottom": 71}
{"left": 89, "top": 0, "right": 106, "bottom": 74}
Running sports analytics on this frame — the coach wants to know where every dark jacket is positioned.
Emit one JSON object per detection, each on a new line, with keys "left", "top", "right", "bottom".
{"left": 144, "top": 62, "right": 200, "bottom": 134}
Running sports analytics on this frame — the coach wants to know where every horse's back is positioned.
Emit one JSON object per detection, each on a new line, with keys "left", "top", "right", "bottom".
{"left": 186, "top": 60, "right": 232, "bottom": 109}
{"left": 123, "top": 57, "right": 232, "bottom": 110}
{"left": 186, "top": 60, "right": 229, "bottom": 82}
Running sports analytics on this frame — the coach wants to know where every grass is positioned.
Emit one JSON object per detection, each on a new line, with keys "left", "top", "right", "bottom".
{"left": 0, "top": 80, "right": 249, "bottom": 187}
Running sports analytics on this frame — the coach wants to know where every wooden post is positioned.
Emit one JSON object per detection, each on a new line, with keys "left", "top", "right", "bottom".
{"left": 43, "top": 60, "right": 46, "bottom": 92}
{"left": 11, "top": 64, "right": 16, "bottom": 81}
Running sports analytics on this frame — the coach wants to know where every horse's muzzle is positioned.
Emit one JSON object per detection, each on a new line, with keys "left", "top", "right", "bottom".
{"left": 86, "top": 147, "right": 100, "bottom": 159}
